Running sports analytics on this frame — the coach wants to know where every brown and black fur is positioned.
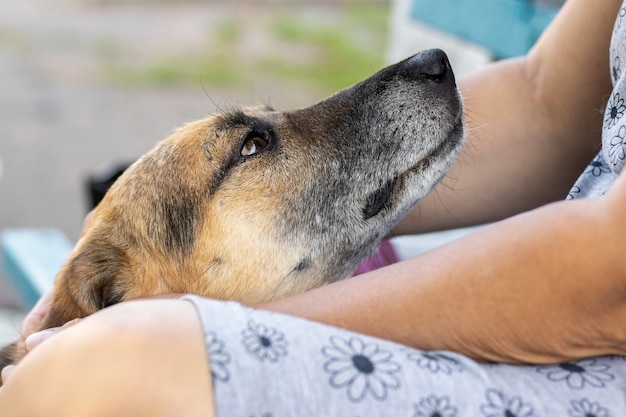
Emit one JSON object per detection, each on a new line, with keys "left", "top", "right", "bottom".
{"left": 0, "top": 49, "right": 464, "bottom": 369}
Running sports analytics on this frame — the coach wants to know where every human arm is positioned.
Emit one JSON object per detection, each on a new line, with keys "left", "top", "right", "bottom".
{"left": 259, "top": 0, "right": 626, "bottom": 364}
{"left": 0, "top": 299, "right": 215, "bottom": 417}
{"left": 264, "top": 173, "right": 626, "bottom": 364}
{"left": 262, "top": 0, "right": 626, "bottom": 363}
{"left": 394, "top": 0, "right": 620, "bottom": 234}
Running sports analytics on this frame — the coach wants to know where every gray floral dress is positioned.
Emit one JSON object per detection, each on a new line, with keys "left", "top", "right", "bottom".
{"left": 184, "top": 295, "right": 626, "bottom": 417}
{"left": 182, "top": 4, "right": 626, "bottom": 416}
{"left": 568, "top": 2, "right": 626, "bottom": 199}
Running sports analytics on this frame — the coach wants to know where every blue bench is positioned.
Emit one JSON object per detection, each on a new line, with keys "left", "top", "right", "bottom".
{"left": 410, "top": 0, "right": 561, "bottom": 59}
{"left": 1, "top": 229, "right": 73, "bottom": 308}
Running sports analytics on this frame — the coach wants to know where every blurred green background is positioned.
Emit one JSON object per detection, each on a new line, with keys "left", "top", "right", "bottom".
{"left": 101, "top": 3, "right": 390, "bottom": 94}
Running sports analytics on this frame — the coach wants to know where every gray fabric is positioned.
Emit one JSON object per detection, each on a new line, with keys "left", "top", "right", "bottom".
{"left": 568, "top": 1, "right": 626, "bottom": 199}
{"left": 183, "top": 295, "right": 626, "bottom": 416}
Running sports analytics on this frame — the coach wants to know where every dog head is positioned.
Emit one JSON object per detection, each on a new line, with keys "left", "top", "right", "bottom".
{"left": 36, "top": 49, "right": 464, "bottom": 330}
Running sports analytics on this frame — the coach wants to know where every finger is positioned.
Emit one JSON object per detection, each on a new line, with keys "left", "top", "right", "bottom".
{"left": 21, "top": 291, "right": 53, "bottom": 335}
{"left": 24, "top": 318, "right": 83, "bottom": 352}
{"left": 1, "top": 365, "right": 15, "bottom": 385}
{"left": 81, "top": 210, "right": 95, "bottom": 237}
{"left": 24, "top": 328, "right": 58, "bottom": 352}
{"left": 60, "top": 318, "right": 82, "bottom": 329}
{"left": 18, "top": 214, "right": 95, "bottom": 339}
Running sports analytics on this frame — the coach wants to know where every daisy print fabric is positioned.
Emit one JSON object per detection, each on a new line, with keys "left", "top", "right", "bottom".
{"left": 603, "top": 1, "right": 626, "bottom": 174}
{"left": 183, "top": 296, "right": 626, "bottom": 416}
{"left": 569, "top": 0, "right": 626, "bottom": 199}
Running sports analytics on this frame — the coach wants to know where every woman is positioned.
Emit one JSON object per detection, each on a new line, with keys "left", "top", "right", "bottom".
{"left": 2, "top": 0, "right": 626, "bottom": 415}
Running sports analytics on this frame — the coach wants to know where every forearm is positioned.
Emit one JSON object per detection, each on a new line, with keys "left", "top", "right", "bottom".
{"left": 265, "top": 196, "right": 626, "bottom": 363}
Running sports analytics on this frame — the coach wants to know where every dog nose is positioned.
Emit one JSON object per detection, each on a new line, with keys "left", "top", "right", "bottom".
{"left": 403, "top": 49, "right": 454, "bottom": 85}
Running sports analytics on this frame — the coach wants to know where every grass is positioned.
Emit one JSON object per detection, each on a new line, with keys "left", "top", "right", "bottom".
{"left": 99, "top": 4, "right": 390, "bottom": 95}
{"left": 262, "top": 9, "right": 386, "bottom": 91}
{"left": 0, "top": 27, "right": 15, "bottom": 44}
{"left": 0, "top": 26, "right": 30, "bottom": 52}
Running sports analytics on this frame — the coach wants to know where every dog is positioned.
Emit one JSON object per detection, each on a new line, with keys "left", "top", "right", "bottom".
{"left": 0, "top": 48, "right": 463, "bottom": 370}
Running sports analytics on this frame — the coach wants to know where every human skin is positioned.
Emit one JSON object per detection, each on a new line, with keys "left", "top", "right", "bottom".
{"left": 1, "top": 0, "right": 625, "bottom": 414}
{"left": 0, "top": 299, "right": 215, "bottom": 417}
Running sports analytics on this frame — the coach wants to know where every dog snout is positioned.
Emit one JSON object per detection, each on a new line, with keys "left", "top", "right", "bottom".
{"left": 403, "top": 48, "right": 455, "bottom": 87}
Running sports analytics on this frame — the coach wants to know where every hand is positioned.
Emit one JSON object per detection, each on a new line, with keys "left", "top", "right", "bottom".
{"left": 1, "top": 292, "right": 50, "bottom": 384}
{"left": 1, "top": 210, "right": 97, "bottom": 385}
{"left": 1, "top": 296, "right": 82, "bottom": 385}
{"left": 20, "top": 291, "right": 52, "bottom": 337}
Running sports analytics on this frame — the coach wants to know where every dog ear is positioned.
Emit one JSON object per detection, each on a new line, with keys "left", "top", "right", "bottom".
{"left": 40, "top": 238, "right": 131, "bottom": 329}
{"left": 0, "top": 240, "right": 129, "bottom": 372}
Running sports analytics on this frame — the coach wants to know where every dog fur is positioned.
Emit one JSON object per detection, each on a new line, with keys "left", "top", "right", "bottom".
{"left": 0, "top": 49, "right": 464, "bottom": 369}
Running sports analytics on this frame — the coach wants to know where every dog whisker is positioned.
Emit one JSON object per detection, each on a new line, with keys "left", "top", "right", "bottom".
{"left": 161, "top": 269, "right": 180, "bottom": 295}
{"left": 200, "top": 79, "right": 224, "bottom": 114}
{"left": 269, "top": 269, "right": 298, "bottom": 302}
{"left": 187, "top": 260, "right": 222, "bottom": 293}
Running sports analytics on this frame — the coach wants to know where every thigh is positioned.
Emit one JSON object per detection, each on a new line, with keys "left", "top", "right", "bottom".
{"left": 184, "top": 295, "right": 626, "bottom": 417}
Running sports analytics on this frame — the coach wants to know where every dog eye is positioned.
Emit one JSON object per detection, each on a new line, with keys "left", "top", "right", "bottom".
{"left": 241, "top": 134, "right": 271, "bottom": 156}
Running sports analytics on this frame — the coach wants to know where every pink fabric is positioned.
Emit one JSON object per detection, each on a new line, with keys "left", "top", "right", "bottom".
{"left": 353, "top": 239, "right": 398, "bottom": 275}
